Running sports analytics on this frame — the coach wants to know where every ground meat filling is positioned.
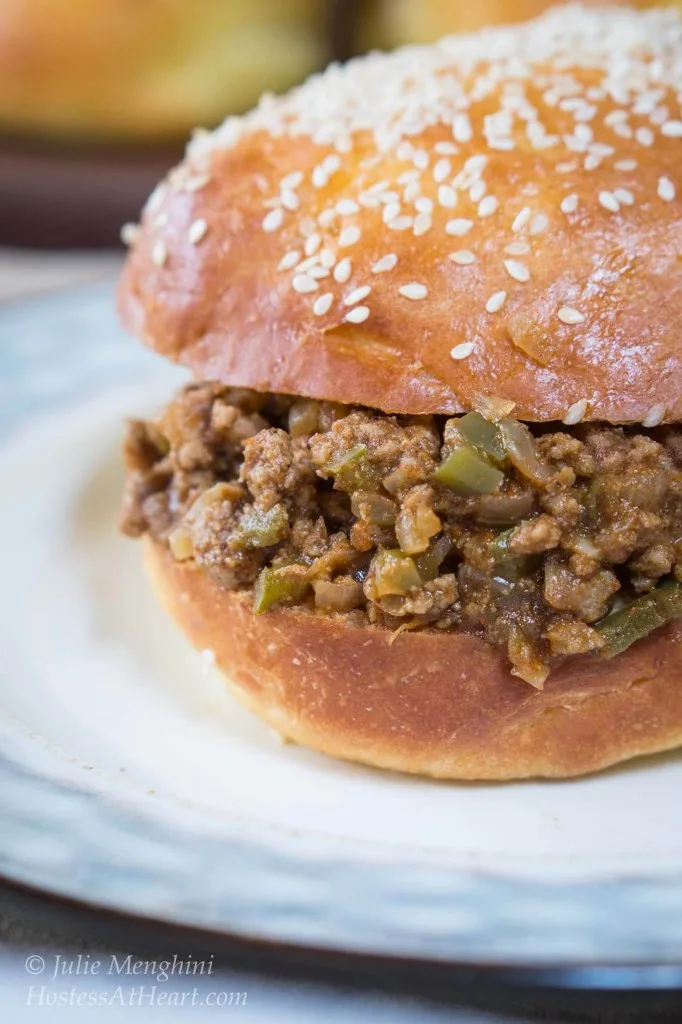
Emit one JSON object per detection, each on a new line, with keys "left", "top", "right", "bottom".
{"left": 121, "top": 383, "right": 682, "bottom": 687}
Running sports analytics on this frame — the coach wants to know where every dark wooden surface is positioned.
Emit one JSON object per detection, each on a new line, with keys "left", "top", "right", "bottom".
{"left": 0, "top": 138, "right": 180, "bottom": 249}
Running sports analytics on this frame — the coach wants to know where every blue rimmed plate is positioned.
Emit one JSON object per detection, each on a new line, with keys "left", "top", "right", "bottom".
{"left": 1, "top": 284, "right": 682, "bottom": 982}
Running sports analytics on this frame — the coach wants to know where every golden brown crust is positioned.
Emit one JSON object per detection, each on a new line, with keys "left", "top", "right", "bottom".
{"left": 145, "top": 539, "right": 682, "bottom": 780}
{"left": 119, "top": 6, "right": 682, "bottom": 424}
{"left": 0, "top": 0, "right": 325, "bottom": 140}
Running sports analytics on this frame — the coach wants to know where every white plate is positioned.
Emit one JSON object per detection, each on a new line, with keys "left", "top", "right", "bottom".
{"left": 1, "top": 284, "right": 682, "bottom": 969}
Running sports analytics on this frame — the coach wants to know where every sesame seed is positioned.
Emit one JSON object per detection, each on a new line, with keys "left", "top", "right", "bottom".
{"left": 292, "top": 274, "right": 318, "bottom": 294}
{"left": 397, "top": 170, "right": 419, "bottom": 185}
{"left": 599, "top": 191, "right": 620, "bottom": 213}
{"left": 561, "top": 194, "right": 579, "bottom": 214}
{"left": 383, "top": 202, "right": 401, "bottom": 224}
{"left": 415, "top": 196, "right": 434, "bottom": 214}
{"left": 470, "top": 181, "right": 487, "bottom": 203}
{"left": 511, "top": 207, "right": 531, "bottom": 232}
{"left": 336, "top": 198, "right": 360, "bottom": 215}
{"left": 413, "top": 149, "right": 429, "bottom": 170}
{"left": 120, "top": 222, "right": 139, "bottom": 246}
{"left": 465, "top": 154, "right": 488, "bottom": 174}
{"left": 449, "top": 250, "right": 476, "bottom": 265}
{"left": 388, "top": 216, "right": 413, "bottom": 231}
{"left": 446, "top": 218, "right": 474, "bottom": 236}
{"left": 434, "top": 158, "right": 452, "bottom": 182}
{"left": 296, "top": 256, "right": 317, "bottom": 273}
{"left": 435, "top": 142, "right": 459, "bottom": 155}
{"left": 278, "top": 250, "right": 301, "bottom": 271}
{"left": 319, "top": 247, "right": 336, "bottom": 268}
{"left": 504, "top": 259, "right": 530, "bottom": 283}
{"left": 318, "top": 209, "right": 336, "bottom": 228}
{"left": 413, "top": 212, "right": 432, "bottom": 236}
{"left": 636, "top": 127, "right": 654, "bottom": 147}
{"left": 188, "top": 218, "right": 208, "bottom": 244}
{"left": 151, "top": 240, "right": 167, "bottom": 267}
{"left": 308, "top": 266, "right": 330, "bottom": 279}
{"left": 403, "top": 181, "right": 421, "bottom": 202}
{"left": 152, "top": 212, "right": 168, "bottom": 229}
{"left": 372, "top": 253, "right": 398, "bottom": 274}
{"left": 312, "top": 166, "right": 328, "bottom": 188}
{"left": 262, "top": 208, "right": 284, "bottom": 232}
{"left": 662, "top": 120, "right": 682, "bottom": 138}
{"left": 658, "top": 176, "right": 676, "bottom": 202}
{"left": 344, "top": 285, "right": 371, "bottom": 306}
{"left": 450, "top": 342, "right": 475, "bottom": 360}
{"left": 643, "top": 403, "right": 666, "bottom": 428}
{"left": 563, "top": 399, "right": 589, "bottom": 425}
{"left": 281, "top": 189, "right": 299, "bottom": 211}
{"left": 438, "top": 185, "right": 458, "bottom": 208}
{"left": 313, "top": 293, "right": 333, "bottom": 316}
{"left": 333, "top": 258, "right": 352, "bottom": 283}
{"left": 452, "top": 114, "right": 472, "bottom": 143}
{"left": 281, "top": 171, "right": 303, "bottom": 190}
{"left": 615, "top": 159, "right": 637, "bottom": 171}
{"left": 305, "top": 233, "right": 321, "bottom": 256}
{"left": 345, "top": 305, "right": 370, "bottom": 324}
{"left": 529, "top": 213, "right": 549, "bottom": 235}
{"left": 339, "top": 225, "right": 361, "bottom": 247}
{"left": 396, "top": 141, "right": 414, "bottom": 162}
{"left": 478, "top": 195, "right": 498, "bottom": 218}
{"left": 399, "top": 283, "right": 428, "bottom": 300}
{"left": 558, "top": 305, "right": 586, "bottom": 324}
{"left": 614, "top": 187, "right": 634, "bottom": 206}
{"left": 504, "top": 242, "right": 530, "bottom": 256}
{"left": 486, "top": 290, "right": 508, "bottom": 313}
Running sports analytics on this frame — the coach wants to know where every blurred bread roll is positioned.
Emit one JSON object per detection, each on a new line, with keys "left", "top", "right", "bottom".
{"left": 376, "top": 0, "right": 667, "bottom": 47}
{"left": 0, "top": 0, "right": 326, "bottom": 141}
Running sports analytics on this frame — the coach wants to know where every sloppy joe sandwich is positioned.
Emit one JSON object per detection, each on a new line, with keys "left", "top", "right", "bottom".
{"left": 119, "top": 4, "right": 682, "bottom": 780}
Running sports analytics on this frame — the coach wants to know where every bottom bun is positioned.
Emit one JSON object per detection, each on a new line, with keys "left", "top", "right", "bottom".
{"left": 144, "top": 539, "right": 682, "bottom": 780}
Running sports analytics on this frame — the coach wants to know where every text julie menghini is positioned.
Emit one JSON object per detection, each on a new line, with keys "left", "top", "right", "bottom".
{"left": 24, "top": 954, "right": 248, "bottom": 1009}
{"left": 26, "top": 953, "right": 216, "bottom": 983}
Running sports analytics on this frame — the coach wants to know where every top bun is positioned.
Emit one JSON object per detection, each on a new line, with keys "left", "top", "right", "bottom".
{"left": 119, "top": 4, "right": 682, "bottom": 425}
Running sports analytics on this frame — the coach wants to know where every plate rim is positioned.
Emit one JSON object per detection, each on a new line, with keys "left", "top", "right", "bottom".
{"left": 2, "top": 282, "right": 682, "bottom": 970}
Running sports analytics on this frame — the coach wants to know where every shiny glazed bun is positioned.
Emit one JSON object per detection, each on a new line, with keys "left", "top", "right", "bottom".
{"left": 146, "top": 539, "right": 682, "bottom": 780}
{"left": 119, "top": 4, "right": 681, "bottom": 424}
{"left": 0, "top": 0, "right": 325, "bottom": 140}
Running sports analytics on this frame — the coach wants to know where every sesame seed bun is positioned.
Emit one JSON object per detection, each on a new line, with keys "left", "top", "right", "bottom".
{"left": 119, "top": 4, "right": 681, "bottom": 425}
{"left": 0, "top": 0, "right": 326, "bottom": 141}
{"left": 145, "top": 538, "right": 682, "bottom": 779}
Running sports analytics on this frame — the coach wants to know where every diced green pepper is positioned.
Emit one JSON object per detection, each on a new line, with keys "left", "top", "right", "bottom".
{"left": 328, "top": 444, "right": 378, "bottom": 492}
{"left": 232, "top": 503, "right": 289, "bottom": 550}
{"left": 415, "top": 535, "right": 452, "bottom": 582}
{"left": 458, "top": 412, "right": 505, "bottom": 463}
{"left": 432, "top": 443, "right": 505, "bottom": 496}
{"left": 488, "top": 525, "right": 538, "bottom": 581}
{"left": 596, "top": 580, "right": 682, "bottom": 658}
{"left": 253, "top": 567, "right": 309, "bottom": 614}
{"left": 373, "top": 549, "right": 422, "bottom": 597}
{"left": 489, "top": 527, "right": 515, "bottom": 562}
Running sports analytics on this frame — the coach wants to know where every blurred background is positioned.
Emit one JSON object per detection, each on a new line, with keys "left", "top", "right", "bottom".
{"left": 0, "top": 0, "right": 675, "bottom": 253}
